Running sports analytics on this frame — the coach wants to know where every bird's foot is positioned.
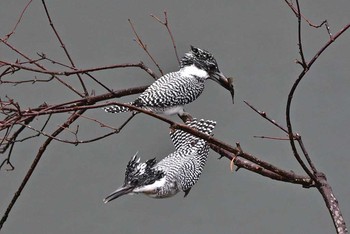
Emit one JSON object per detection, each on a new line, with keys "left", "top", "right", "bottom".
{"left": 178, "top": 112, "right": 193, "bottom": 122}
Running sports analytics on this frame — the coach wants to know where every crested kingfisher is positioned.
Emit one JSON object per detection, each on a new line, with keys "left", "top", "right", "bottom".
{"left": 103, "top": 118, "right": 216, "bottom": 202}
{"left": 104, "top": 46, "right": 234, "bottom": 116}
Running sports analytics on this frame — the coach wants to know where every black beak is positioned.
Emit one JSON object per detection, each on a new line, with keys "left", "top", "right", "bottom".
{"left": 103, "top": 184, "right": 135, "bottom": 203}
{"left": 210, "top": 71, "right": 235, "bottom": 104}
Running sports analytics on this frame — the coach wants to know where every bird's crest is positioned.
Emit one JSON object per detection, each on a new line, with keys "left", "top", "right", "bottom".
{"left": 124, "top": 152, "right": 164, "bottom": 187}
{"left": 180, "top": 46, "right": 220, "bottom": 75}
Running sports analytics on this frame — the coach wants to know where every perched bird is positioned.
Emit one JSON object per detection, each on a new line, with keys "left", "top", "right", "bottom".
{"left": 103, "top": 118, "right": 216, "bottom": 202}
{"left": 104, "top": 46, "right": 234, "bottom": 116}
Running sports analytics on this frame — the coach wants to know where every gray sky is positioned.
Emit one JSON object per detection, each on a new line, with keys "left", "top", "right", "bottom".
{"left": 1, "top": 0, "right": 350, "bottom": 233}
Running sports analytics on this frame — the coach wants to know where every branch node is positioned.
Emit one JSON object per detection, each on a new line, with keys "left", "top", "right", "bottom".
{"left": 235, "top": 142, "right": 243, "bottom": 156}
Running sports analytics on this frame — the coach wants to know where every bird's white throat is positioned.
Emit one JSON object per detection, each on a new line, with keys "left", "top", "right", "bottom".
{"left": 180, "top": 64, "right": 209, "bottom": 79}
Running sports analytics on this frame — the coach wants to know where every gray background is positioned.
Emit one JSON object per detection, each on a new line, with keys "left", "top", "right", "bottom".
{"left": 1, "top": 0, "right": 350, "bottom": 233}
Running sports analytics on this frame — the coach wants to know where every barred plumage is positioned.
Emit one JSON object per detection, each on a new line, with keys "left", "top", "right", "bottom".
{"left": 103, "top": 118, "right": 216, "bottom": 202}
{"left": 103, "top": 46, "right": 234, "bottom": 116}
{"left": 155, "top": 119, "right": 216, "bottom": 197}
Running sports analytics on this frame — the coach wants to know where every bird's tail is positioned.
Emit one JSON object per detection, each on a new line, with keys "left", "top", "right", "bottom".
{"left": 104, "top": 102, "right": 134, "bottom": 114}
{"left": 170, "top": 118, "right": 216, "bottom": 150}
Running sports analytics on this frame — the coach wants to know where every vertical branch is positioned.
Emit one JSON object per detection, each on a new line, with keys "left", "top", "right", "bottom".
{"left": 286, "top": 2, "right": 350, "bottom": 180}
{"left": 285, "top": 0, "right": 315, "bottom": 180}
{"left": 285, "top": 1, "right": 350, "bottom": 233}
{"left": 295, "top": 0, "right": 307, "bottom": 68}
{"left": 317, "top": 173, "right": 348, "bottom": 234}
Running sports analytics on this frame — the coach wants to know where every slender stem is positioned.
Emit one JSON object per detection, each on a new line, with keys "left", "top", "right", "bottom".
{"left": 0, "top": 110, "right": 85, "bottom": 230}
{"left": 128, "top": 19, "right": 164, "bottom": 76}
{"left": 285, "top": 1, "right": 350, "bottom": 232}
{"left": 41, "top": 0, "right": 88, "bottom": 96}
{"left": 295, "top": 0, "right": 307, "bottom": 68}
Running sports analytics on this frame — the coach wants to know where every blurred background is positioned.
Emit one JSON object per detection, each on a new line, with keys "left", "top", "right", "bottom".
{"left": 1, "top": 0, "right": 350, "bottom": 233}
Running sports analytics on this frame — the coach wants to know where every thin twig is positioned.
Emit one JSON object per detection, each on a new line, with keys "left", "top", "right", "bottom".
{"left": 128, "top": 19, "right": 164, "bottom": 77}
{"left": 295, "top": 0, "right": 307, "bottom": 68}
{"left": 0, "top": 60, "right": 153, "bottom": 77}
{"left": 0, "top": 76, "right": 54, "bottom": 85}
{"left": 253, "top": 135, "right": 290, "bottom": 140}
{"left": 0, "top": 39, "right": 83, "bottom": 96}
{"left": 244, "top": 100, "right": 288, "bottom": 134}
{"left": 0, "top": 85, "right": 149, "bottom": 133}
{"left": 0, "top": 142, "right": 15, "bottom": 171}
{"left": 16, "top": 114, "right": 52, "bottom": 142}
{"left": 41, "top": 0, "right": 88, "bottom": 96}
{"left": 3, "top": 0, "right": 33, "bottom": 41}
{"left": 284, "top": 0, "right": 333, "bottom": 39}
{"left": 150, "top": 11, "right": 180, "bottom": 65}
{"left": 0, "top": 110, "right": 85, "bottom": 230}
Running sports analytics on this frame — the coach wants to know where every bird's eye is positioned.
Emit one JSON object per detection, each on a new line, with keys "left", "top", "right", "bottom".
{"left": 192, "top": 47, "right": 198, "bottom": 53}
{"left": 208, "top": 64, "right": 217, "bottom": 71}
{"left": 132, "top": 178, "right": 139, "bottom": 184}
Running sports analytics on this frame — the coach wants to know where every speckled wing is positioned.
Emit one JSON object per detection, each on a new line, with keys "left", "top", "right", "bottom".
{"left": 164, "top": 119, "right": 216, "bottom": 196}
{"left": 135, "top": 71, "right": 205, "bottom": 108}
{"left": 178, "top": 146, "right": 211, "bottom": 196}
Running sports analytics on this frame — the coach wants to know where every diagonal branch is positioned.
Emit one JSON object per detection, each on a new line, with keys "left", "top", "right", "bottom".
{"left": 0, "top": 110, "right": 85, "bottom": 230}
{"left": 3, "top": 0, "right": 34, "bottom": 41}
{"left": 244, "top": 100, "right": 288, "bottom": 134}
{"left": 0, "top": 85, "right": 149, "bottom": 131}
{"left": 41, "top": 0, "right": 88, "bottom": 96}
{"left": 0, "top": 39, "right": 83, "bottom": 97}
{"left": 128, "top": 19, "right": 164, "bottom": 77}
{"left": 151, "top": 11, "right": 180, "bottom": 65}
{"left": 100, "top": 102, "right": 314, "bottom": 187}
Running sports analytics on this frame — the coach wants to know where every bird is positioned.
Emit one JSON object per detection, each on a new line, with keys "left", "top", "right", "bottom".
{"left": 103, "top": 118, "right": 216, "bottom": 203}
{"left": 104, "top": 46, "right": 234, "bottom": 117}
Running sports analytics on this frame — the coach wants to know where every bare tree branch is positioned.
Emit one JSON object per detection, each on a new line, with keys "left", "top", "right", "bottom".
{"left": 128, "top": 19, "right": 164, "bottom": 77}
{"left": 151, "top": 11, "right": 181, "bottom": 65}
{"left": 41, "top": 0, "right": 88, "bottom": 96}
{"left": 0, "top": 110, "right": 85, "bottom": 229}
{"left": 3, "top": 0, "right": 34, "bottom": 41}
{"left": 284, "top": 1, "right": 350, "bottom": 232}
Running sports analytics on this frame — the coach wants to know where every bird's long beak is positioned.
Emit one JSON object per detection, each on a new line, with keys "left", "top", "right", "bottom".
{"left": 210, "top": 71, "right": 235, "bottom": 104}
{"left": 103, "top": 185, "right": 134, "bottom": 203}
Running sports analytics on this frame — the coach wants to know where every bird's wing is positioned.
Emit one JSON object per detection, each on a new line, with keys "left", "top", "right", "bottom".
{"left": 135, "top": 71, "right": 204, "bottom": 108}
{"left": 177, "top": 146, "right": 210, "bottom": 196}
{"left": 169, "top": 119, "right": 216, "bottom": 151}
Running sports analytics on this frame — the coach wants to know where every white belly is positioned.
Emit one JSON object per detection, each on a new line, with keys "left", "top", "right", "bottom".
{"left": 160, "top": 106, "right": 184, "bottom": 116}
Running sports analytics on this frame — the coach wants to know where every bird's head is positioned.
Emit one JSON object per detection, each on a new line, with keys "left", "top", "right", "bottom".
{"left": 181, "top": 46, "right": 235, "bottom": 103}
{"left": 103, "top": 153, "right": 164, "bottom": 203}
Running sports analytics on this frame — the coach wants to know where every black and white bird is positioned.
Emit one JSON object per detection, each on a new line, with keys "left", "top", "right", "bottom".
{"left": 103, "top": 118, "right": 216, "bottom": 202}
{"left": 104, "top": 46, "right": 234, "bottom": 116}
